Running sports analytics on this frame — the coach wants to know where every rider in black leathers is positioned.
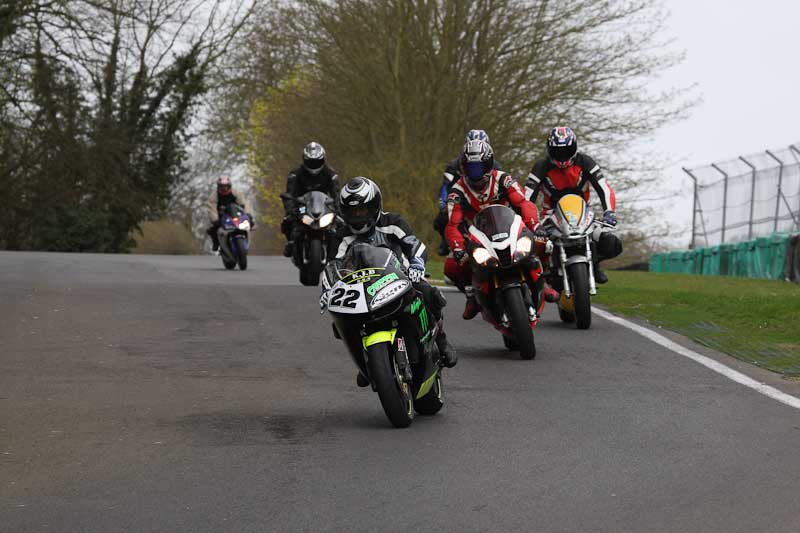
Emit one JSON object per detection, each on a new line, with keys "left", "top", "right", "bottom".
{"left": 281, "top": 142, "right": 340, "bottom": 258}
{"left": 327, "top": 177, "right": 457, "bottom": 385}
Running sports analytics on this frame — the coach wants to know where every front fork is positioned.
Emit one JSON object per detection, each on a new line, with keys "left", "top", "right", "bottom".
{"left": 557, "top": 236, "right": 597, "bottom": 296}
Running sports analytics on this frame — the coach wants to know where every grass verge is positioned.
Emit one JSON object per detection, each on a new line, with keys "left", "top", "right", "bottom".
{"left": 594, "top": 271, "right": 800, "bottom": 376}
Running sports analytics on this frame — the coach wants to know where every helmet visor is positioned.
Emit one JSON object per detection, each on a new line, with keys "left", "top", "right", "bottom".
{"left": 304, "top": 157, "right": 324, "bottom": 170}
{"left": 464, "top": 161, "right": 489, "bottom": 180}
{"left": 549, "top": 144, "right": 577, "bottom": 164}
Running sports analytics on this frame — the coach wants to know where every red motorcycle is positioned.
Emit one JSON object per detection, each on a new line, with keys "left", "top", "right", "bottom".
{"left": 465, "top": 205, "right": 545, "bottom": 359}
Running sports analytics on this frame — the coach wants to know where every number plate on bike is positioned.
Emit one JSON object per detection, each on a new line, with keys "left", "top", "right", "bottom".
{"left": 327, "top": 281, "right": 368, "bottom": 314}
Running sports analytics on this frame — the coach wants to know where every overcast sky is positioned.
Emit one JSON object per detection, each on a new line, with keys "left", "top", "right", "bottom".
{"left": 645, "top": 0, "right": 800, "bottom": 241}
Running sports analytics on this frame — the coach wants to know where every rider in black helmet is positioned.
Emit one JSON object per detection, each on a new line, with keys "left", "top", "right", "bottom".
{"left": 326, "top": 177, "right": 457, "bottom": 386}
{"left": 281, "top": 142, "right": 340, "bottom": 258}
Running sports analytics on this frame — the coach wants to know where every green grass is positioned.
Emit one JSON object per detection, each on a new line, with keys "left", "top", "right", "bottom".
{"left": 426, "top": 258, "right": 445, "bottom": 283}
{"left": 594, "top": 271, "right": 800, "bottom": 376}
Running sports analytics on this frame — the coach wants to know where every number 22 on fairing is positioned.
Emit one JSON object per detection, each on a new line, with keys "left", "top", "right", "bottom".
{"left": 327, "top": 282, "right": 368, "bottom": 313}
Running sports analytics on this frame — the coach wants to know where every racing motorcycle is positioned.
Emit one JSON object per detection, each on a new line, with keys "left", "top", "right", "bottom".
{"left": 465, "top": 204, "right": 544, "bottom": 360}
{"left": 282, "top": 191, "right": 337, "bottom": 286}
{"left": 322, "top": 243, "right": 445, "bottom": 428}
{"left": 218, "top": 203, "right": 252, "bottom": 271}
{"left": 541, "top": 194, "right": 615, "bottom": 330}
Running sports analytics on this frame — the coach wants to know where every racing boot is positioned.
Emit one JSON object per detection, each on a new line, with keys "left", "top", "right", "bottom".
{"left": 435, "top": 323, "right": 457, "bottom": 368}
{"left": 462, "top": 286, "right": 480, "bottom": 320}
{"left": 283, "top": 241, "right": 294, "bottom": 258}
{"left": 356, "top": 371, "right": 369, "bottom": 388}
{"left": 543, "top": 282, "right": 559, "bottom": 303}
{"left": 594, "top": 260, "right": 608, "bottom": 284}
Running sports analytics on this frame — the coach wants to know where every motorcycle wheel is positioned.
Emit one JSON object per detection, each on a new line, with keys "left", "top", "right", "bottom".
{"left": 235, "top": 238, "right": 248, "bottom": 270}
{"left": 502, "top": 334, "right": 519, "bottom": 350}
{"left": 567, "top": 262, "right": 592, "bottom": 330}
{"left": 301, "top": 238, "right": 323, "bottom": 286}
{"left": 414, "top": 373, "right": 443, "bottom": 416}
{"left": 558, "top": 307, "right": 576, "bottom": 324}
{"left": 366, "top": 343, "right": 414, "bottom": 428}
{"left": 222, "top": 257, "right": 236, "bottom": 270}
{"left": 503, "top": 288, "right": 536, "bottom": 360}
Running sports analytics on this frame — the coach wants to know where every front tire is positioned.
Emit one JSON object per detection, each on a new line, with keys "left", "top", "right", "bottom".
{"left": 414, "top": 373, "right": 443, "bottom": 415}
{"left": 301, "top": 238, "right": 323, "bottom": 286}
{"left": 503, "top": 288, "right": 536, "bottom": 359}
{"left": 366, "top": 343, "right": 414, "bottom": 428}
{"left": 236, "top": 238, "right": 248, "bottom": 271}
{"left": 567, "top": 263, "right": 592, "bottom": 329}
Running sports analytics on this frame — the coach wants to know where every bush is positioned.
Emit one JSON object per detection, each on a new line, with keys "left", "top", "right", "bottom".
{"left": 131, "top": 220, "right": 198, "bottom": 255}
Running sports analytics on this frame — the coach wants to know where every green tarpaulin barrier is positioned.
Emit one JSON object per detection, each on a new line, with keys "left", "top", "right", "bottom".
{"left": 649, "top": 233, "right": 797, "bottom": 281}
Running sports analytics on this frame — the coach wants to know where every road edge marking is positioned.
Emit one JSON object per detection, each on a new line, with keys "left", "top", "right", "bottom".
{"left": 592, "top": 307, "right": 800, "bottom": 411}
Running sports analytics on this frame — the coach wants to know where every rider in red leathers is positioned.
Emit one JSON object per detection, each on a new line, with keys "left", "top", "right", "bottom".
{"left": 525, "top": 127, "right": 622, "bottom": 283}
{"left": 444, "top": 139, "right": 543, "bottom": 319}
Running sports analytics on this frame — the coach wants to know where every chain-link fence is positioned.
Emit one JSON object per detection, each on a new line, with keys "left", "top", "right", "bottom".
{"left": 684, "top": 144, "right": 800, "bottom": 249}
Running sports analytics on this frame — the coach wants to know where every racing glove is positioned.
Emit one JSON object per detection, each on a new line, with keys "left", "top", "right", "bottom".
{"left": 319, "top": 288, "right": 330, "bottom": 311}
{"left": 602, "top": 210, "right": 617, "bottom": 226}
{"left": 452, "top": 249, "right": 468, "bottom": 265}
{"left": 408, "top": 257, "right": 425, "bottom": 283}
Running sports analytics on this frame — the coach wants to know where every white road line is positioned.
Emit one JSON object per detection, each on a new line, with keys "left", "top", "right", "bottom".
{"left": 592, "top": 307, "right": 800, "bottom": 411}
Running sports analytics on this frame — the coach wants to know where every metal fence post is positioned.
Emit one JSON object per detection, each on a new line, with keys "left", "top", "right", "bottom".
{"left": 765, "top": 150, "right": 784, "bottom": 233}
{"left": 711, "top": 163, "right": 729, "bottom": 243}
{"left": 739, "top": 156, "right": 757, "bottom": 239}
{"left": 683, "top": 167, "right": 699, "bottom": 249}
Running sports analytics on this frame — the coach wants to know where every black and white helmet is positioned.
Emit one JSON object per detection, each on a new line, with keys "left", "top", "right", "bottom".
{"left": 339, "top": 177, "right": 382, "bottom": 235}
{"left": 303, "top": 142, "right": 326, "bottom": 175}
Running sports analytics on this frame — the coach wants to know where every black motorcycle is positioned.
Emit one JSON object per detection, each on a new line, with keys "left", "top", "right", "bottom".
{"left": 322, "top": 244, "right": 445, "bottom": 428}
{"left": 282, "top": 191, "right": 337, "bottom": 286}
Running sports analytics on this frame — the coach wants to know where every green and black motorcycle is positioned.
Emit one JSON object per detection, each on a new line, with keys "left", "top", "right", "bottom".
{"left": 321, "top": 243, "right": 445, "bottom": 428}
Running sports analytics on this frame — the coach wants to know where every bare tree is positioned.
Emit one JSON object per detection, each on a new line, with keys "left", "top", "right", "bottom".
{"left": 0, "top": 0, "right": 255, "bottom": 251}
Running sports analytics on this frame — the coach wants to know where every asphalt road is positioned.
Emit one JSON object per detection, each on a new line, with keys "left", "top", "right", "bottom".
{"left": 1, "top": 252, "right": 799, "bottom": 532}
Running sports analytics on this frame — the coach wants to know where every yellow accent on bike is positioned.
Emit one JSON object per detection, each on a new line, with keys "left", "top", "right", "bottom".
{"left": 416, "top": 370, "right": 439, "bottom": 399}
{"left": 362, "top": 329, "right": 398, "bottom": 349}
{"left": 557, "top": 194, "right": 585, "bottom": 226}
{"left": 559, "top": 290, "right": 575, "bottom": 312}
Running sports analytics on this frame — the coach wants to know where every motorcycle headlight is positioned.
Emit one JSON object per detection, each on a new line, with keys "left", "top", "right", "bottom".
{"left": 516, "top": 236, "right": 532, "bottom": 255}
{"left": 319, "top": 212, "right": 335, "bottom": 228}
{"left": 472, "top": 247, "right": 493, "bottom": 266}
{"left": 238, "top": 220, "right": 251, "bottom": 231}
{"left": 301, "top": 214, "right": 314, "bottom": 226}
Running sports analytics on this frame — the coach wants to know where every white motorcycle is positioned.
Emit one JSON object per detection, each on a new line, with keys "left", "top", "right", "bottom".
{"left": 541, "top": 194, "right": 615, "bottom": 330}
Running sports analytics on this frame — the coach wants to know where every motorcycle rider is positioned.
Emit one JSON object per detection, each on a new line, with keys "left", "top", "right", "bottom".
{"left": 325, "top": 177, "right": 457, "bottom": 379}
{"left": 434, "top": 129, "right": 502, "bottom": 256}
{"left": 281, "top": 142, "right": 340, "bottom": 258}
{"left": 524, "top": 127, "right": 622, "bottom": 283}
{"left": 444, "top": 138, "right": 543, "bottom": 319}
{"left": 206, "top": 176, "right": 244, "bottom": 252}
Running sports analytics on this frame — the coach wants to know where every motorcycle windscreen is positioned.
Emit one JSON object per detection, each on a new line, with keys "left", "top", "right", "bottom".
{"left": 555, "top": 194, "right": 589, "bottom": 234}
{"left": 473, "top": 205, "right": 518, "bottom": 239}
{"left": 302, "top": 190, "right": 333, "bottom": 217}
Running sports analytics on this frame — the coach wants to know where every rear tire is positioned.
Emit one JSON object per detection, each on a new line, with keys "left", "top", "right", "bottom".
{"left": 366, "top": 343, "right": 413, "bottom": 428}
{"left": 302, "top": 238, "right": 323, "bottom": 286}
{"left": 236, "top": 238, "right": 248, "bottom": 271}
{"left": 567, "top": 263, "right": 592, "bottom": 330}
{"left": 414, "top": 373, "right": 443, "bottom": 415}
{"left": 503, "top": 288, "right": 536, "bottom": 359}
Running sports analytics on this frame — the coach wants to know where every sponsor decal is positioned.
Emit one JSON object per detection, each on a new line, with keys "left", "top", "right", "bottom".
{"left": 343, "top": 268, "right": 382, "bottom": 285}
{"left": 367, "top": 272, "right": 399, "bottom": 296}
{"left": 491, "top": 232, "right": 509, "bottom": 241}
{"left": 371, "top": 280, "right": 409, "bottom": 307}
